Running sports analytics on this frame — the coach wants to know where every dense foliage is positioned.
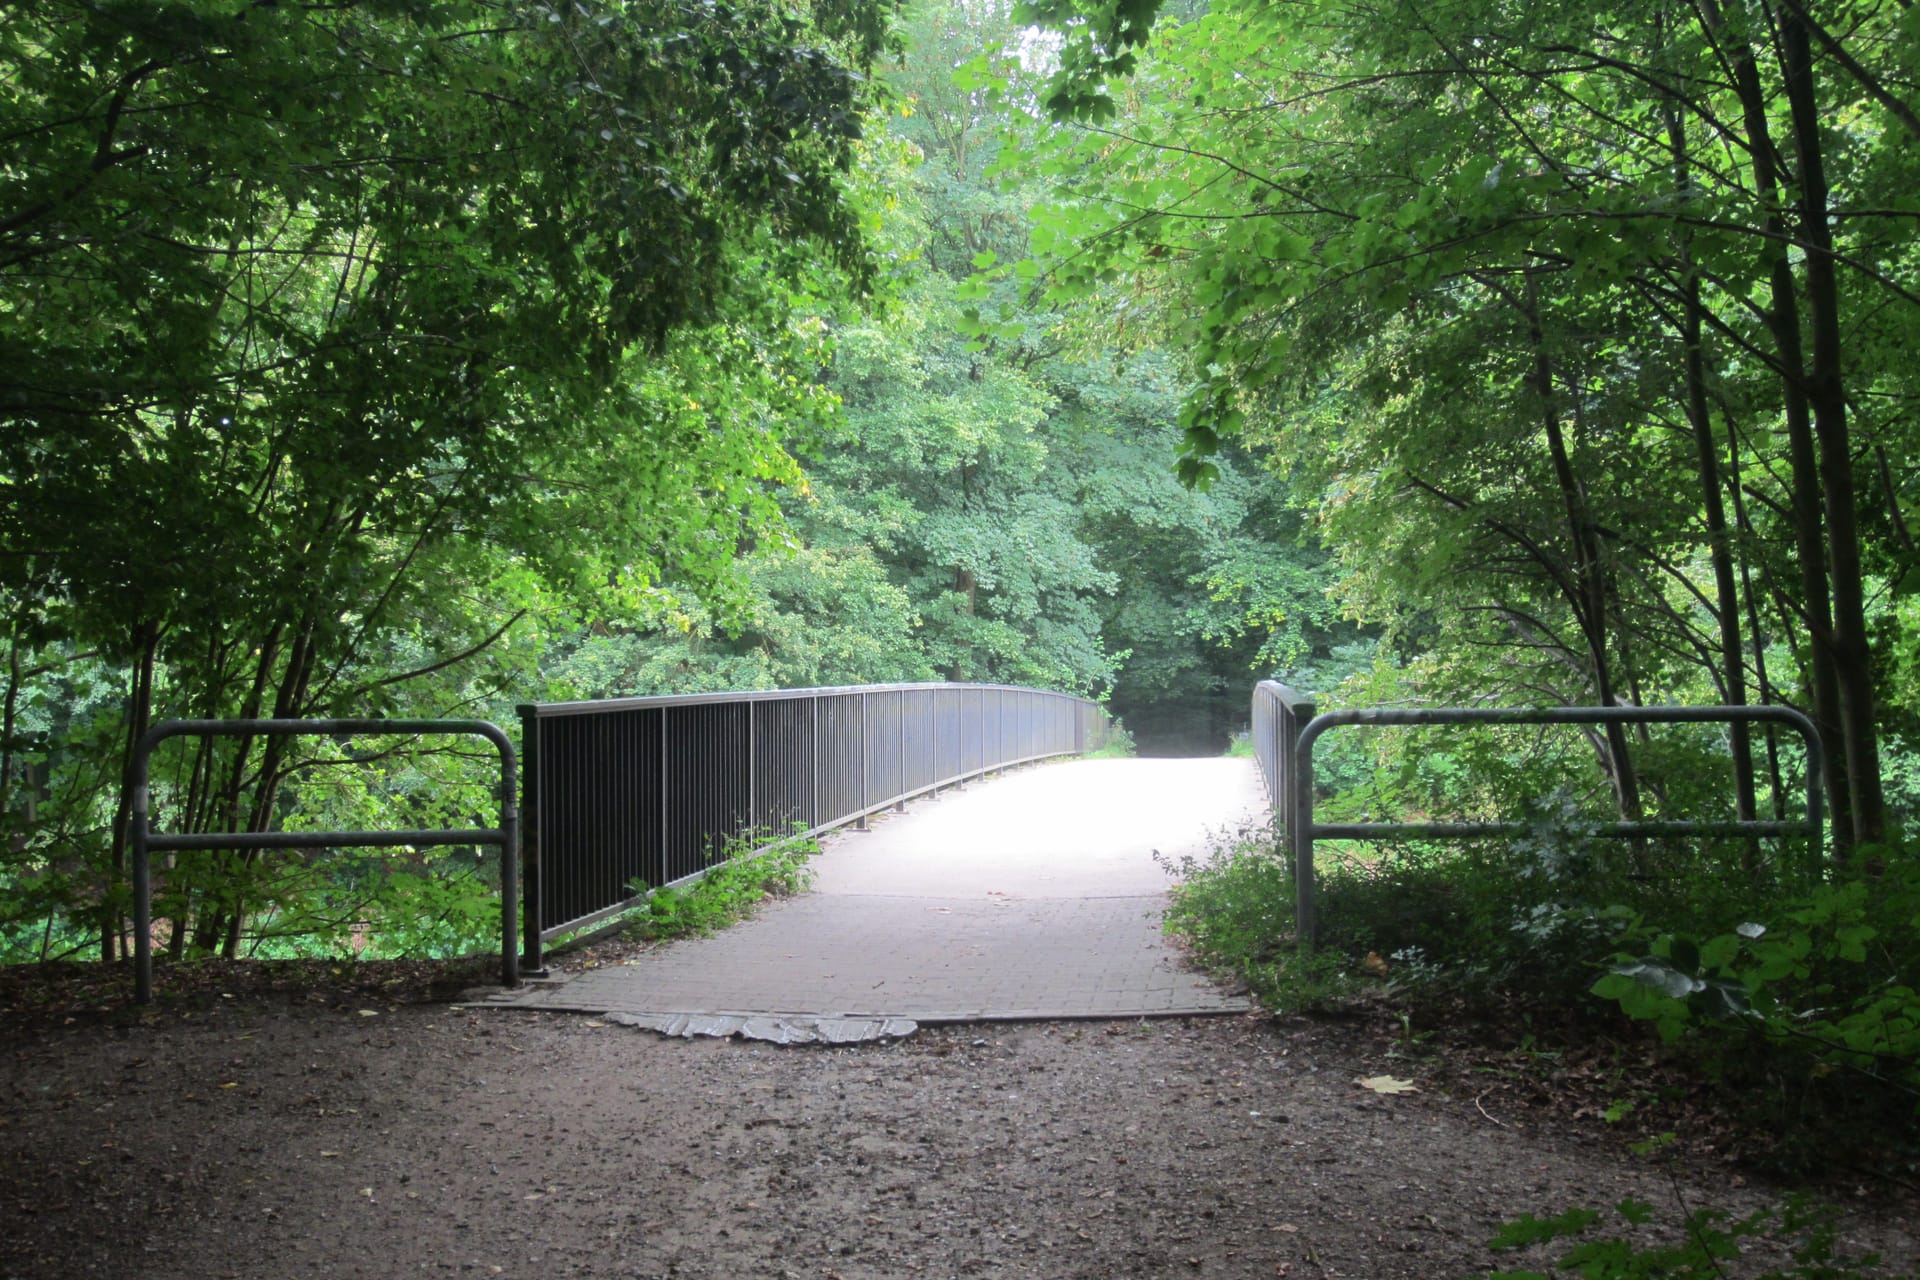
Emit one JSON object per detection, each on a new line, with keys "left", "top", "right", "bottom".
{"left": 1010, "top": 0, "right": 1919, "bottom": 853}
{"left": 1, "top": 0, "right": 1332, "bottom": 963}
{"left": 0, "top": 0, "right": 895, "bottom": 962}
{"left": 562, "top": 0, "right": 1346, "bottom": 748}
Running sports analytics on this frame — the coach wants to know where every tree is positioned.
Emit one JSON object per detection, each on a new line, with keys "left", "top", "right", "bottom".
{"left": 1012, "top": 0, "right": 1920, "bottom": 846}
{"left": 602, "top": 0, "right": 1349, "bottom": 747}
{"left": 0, "top": 0, "right": 897, "bottom": 956}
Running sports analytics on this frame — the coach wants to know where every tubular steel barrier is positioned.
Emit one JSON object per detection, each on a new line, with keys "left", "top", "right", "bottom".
{"left": 518, "top": 683, "right": 1110, "bottom": 964}
{"left": 1250, "top": 681, "right": 1825, "bottom": 947}
{"left": 129, "top": 719, "right": 520, "bottom": 1003}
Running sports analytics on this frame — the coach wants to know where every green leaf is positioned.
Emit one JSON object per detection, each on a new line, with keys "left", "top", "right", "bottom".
{"left": 1488, "top": 1207, "right": 1600, "bottom": 1250}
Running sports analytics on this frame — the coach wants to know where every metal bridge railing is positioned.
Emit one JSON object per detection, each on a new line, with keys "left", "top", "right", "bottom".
{"left": 1250, "top": 681, "right": 1826, "bottom": 947}
{"left": 518, "top": 683, "right": 1109, "bottom": 965}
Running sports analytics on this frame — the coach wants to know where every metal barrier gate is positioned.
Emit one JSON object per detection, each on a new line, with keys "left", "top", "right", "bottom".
{"left": 130, "top": 718, "right": 520, "bottom": 1002}
{"left": 518, "top": 683, "right": 1109, "bottom": 965}
{"left": 1250, "top": 681, "right": 1826, "bottom": 946}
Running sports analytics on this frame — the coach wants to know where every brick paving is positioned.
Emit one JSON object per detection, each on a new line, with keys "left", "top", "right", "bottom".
{"left": 488, "top": 758, "right": 1264, "bottom": 1024}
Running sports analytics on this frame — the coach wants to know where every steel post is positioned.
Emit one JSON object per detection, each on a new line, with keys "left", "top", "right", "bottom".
{"left": 516, "top": 704, "right": 542, "bottom": 974}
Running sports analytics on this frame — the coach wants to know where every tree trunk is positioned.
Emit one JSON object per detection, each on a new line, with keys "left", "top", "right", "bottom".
{"left": 948, "top": 565, "right": 977, "bottom": 682}
{"left": 107, "top": 620, "right": 161, "bottom": 963}
{"left": 184, "top": 623, "right": 284, "bottom": 954}
{"left": 1, "top": 621, "right": 20, "bottom": 827}
{"left": 218, "top": 614, "right": 321, "bottom": 959}
{"left": 1660, "top": 98, "right": 1758, "bottom": 833}
{"left": 1724, "top": 412, "right": 1789, "bottom": 821}
{"left": 1776, "top": 3, "right": 1885, "bottom": 850}
{"left": 1524, "top": 275, "right": 1642, "bottom": 821}
{"left": 1696, "top": 0, "right": 1853, "bottom": 853}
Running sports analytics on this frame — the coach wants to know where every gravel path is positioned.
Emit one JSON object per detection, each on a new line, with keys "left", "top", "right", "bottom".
{"left": 7, "top": 996, "right": 1916, "bottom": 1279}
{"left": 6, "top": 764, "right": 1914, "bottom": 1278}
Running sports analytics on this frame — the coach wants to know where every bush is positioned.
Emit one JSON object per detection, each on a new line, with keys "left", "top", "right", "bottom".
{"left": 1085, "top": 720, "right": 1138, "bottom": 759}
{"left": 1161, "top": 834, "right": 1358, "bottom": 1008}
{"left": 1173, "top": 772, "right": 1830, "bottom": 998}
{"left": 1591, "top": 851, "right": 1920, "bottom": 1171}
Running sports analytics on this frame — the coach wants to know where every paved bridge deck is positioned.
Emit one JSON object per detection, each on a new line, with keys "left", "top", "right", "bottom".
{"left": 486, "top": 758, "right": 1266, "bottom": 1039}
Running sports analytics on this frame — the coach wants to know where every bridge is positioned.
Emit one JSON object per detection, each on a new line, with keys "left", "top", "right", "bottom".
{"left": 489, "top": 684, "right": 1267, "bottom": 1040}
{"left": 490, "top": 756, "right": 1263, "bottom": 1039}
{"left": 129, "top": 681, "right": 1817, "bottom": 1025}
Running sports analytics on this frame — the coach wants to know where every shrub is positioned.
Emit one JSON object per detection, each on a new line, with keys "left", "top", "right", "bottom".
{"left": 1592, "top": 851, "right": 1920, "bottom": 1170}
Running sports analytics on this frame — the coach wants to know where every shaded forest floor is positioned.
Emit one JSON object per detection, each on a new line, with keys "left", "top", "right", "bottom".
{"left": 2, "top": 952, "right": 1915, "bottom": 1280}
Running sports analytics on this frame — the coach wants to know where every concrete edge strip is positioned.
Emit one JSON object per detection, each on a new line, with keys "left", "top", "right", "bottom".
{"left": 477, "top": 1000, "right": 1255, "bottom": 1039}
{"left": 602, "top": 1011, "right": 922, "bottom": 1044}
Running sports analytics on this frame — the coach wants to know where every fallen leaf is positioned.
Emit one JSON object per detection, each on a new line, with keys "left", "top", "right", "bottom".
{"left": 218, "top": 1082, "right": 238, "bottom": 1089}
{"left": 357, "top": 1009, "right": 379, "bottom": 1017}
{"left": 1355, "top": 1075, "right": 1418, "bottom": 1095}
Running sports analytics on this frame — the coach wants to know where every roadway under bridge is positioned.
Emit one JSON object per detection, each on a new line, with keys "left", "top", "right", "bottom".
{"left": 486, "top": 757, "right": 1266, "bottom": 1041}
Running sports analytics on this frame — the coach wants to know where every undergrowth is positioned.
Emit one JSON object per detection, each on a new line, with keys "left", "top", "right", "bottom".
{"left": 622, "top": 828, "right": 817, "bottom": 941}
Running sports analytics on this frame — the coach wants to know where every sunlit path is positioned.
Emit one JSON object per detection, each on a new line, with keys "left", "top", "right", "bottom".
{"left": 490, "top": 758, "right": 1265, "bottom": 1037}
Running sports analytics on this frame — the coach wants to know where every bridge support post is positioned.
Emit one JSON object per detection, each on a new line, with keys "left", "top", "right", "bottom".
{"left": 857, "top": 690, "right": 869, "bottom": 830}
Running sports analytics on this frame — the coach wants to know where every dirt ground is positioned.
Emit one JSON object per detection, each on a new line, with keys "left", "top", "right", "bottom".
{"left": 4, "top": 953, "right": 1916, "bottom": 1280}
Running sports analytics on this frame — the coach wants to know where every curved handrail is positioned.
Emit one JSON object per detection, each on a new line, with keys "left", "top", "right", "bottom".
{"left": 518, "top": 682, "right": 1111, "bottom": 955}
